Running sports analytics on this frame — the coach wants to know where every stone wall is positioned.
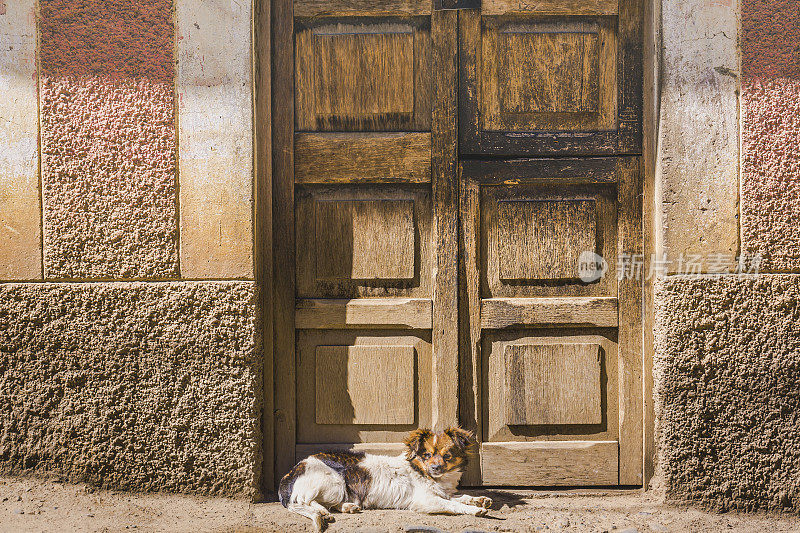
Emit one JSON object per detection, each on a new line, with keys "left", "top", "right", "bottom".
{"left": 654, "top": 0, "right": 800, "bottom": 512}
{"left": 0, "top": 0, "right": 260, "bottom": 498}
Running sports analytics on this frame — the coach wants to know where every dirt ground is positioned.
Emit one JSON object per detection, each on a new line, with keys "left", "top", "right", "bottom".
{"left": 2, "top": 476, "right": 799, "bottom": 533}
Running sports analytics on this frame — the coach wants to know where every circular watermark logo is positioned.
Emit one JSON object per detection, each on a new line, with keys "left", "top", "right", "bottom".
{"left": 578, "top": 251, "right": 608, "bottom": 283}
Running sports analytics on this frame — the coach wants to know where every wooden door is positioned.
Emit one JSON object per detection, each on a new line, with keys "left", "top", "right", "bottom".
{"left": 459, "top": 158, "right": 642, "bottom": 486}
{"left": 271, "top": 0, "right": 459, "bottom": 483}
{"left": 271, "top": 0, "right": 642, "bottom": 488}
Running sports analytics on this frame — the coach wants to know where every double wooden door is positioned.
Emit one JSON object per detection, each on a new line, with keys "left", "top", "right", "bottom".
{"left": 271, "top": 0, "right": 643, "bottom": 487}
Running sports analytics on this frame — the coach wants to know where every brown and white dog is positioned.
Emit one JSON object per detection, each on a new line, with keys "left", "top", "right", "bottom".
{"left": 279, "top": 427, "right": 492, "bottom": 531}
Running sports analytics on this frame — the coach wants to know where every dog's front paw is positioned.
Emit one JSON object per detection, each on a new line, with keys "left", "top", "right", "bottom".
{"left": 341, "top": 503, "right": 361, "bottom": 514}
{"left": 472, "top": 496, "right": 492, "bottom": 508}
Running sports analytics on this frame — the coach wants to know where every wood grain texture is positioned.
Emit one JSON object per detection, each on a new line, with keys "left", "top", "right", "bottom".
{"left": 296, "top": 187, "right": 433, "bottom": 299}
{"left": 431, "top": 9, "right": 459, "bottom": 432}
{"left": 617, "top": 0, "right": 643, "bottom": 150}
{"left": 482, "top": 185, "right": 617, "bottom": 298}
{"left": 480, "top": 297, "right": 619, "bottom": 328}
{"left": 314, "top": 200, "right": 415, "bottom": 281}
{"left": 458, "top": 175, "right": 482, "bottom": 486}
{"left": 295, "top": 298, "right": 433, "bottom": 330}
{"left": 255, "top": 0, "right": 273, "bottom": 492}
{"left": 500, "top": 31, "right": 600, "bottom": 114}
{"left": 315, "top": 345, "right": 416, "bottom": 425}
{"left": 295, "top": 133, "right": 432, "bottom": 184}
{"left": 460, "top": 157, "right": 618, "bottom": 185}
{"left": 481, "top": 18, "right": 617, "bottom": 133}
{"left": 484, "top": 330, "right": 618, "bottom": 443}
{"left": 271, "top": 0, "right": 296, "bottom": 486}
{"left": 295, "top": 20, "right": 431, "bottom": 131}
{"left": 504, "top": 343, "right": 602, "bottom": 425}
{"left": 294, "top": 0, "right": 432, "bottom": 17}
{"left": 484, "top": 0, "right": 619, "bottom": 15}
{"left": 480, "top": 441, "right": 618, "bottom": 485}
{"left": 497, "top": 199, "right": 597, "bottom": 281}
{"left": 296, "top": 331, "right": 431, "bottom": 444}
{"left": 617, "top": 157, "right": 643, "bottom": 485}
{"left": 315, "top": 32, "right": 414, "bottom": 116}
{"left": 459, "top": 4, "right": 641, "bottom": 156}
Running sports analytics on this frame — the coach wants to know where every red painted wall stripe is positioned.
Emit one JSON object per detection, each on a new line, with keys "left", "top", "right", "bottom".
{"left": 742, "top": 0, "right": 800, "bottom": 80}
{"left": 741, "top": 0, "right": 800, "bottom": 271}
{"left": 39, "top": 0, "right": 178, "bottom": 278}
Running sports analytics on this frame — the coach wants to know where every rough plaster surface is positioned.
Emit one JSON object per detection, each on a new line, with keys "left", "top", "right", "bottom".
{"left": 740, "top": 1, "right": 800, "bottom": 272}
{"left": 177, "top": 0, "right": 254, "bottom": 279}
{"left": 657, "top": 0, "right": 739, "bottom": 273}
{"left": 654, "top": 275, "right": 800, "bottom": 511}
{"left": 39, "top": 0, "right": 178, "bottom": 279}
{"left": 741, "top": 80, "right": 800, "bottom": 272}
{"left": 0, "top": 0, "right": 41, "bottom": 279}
{"left": 0, "top": 281, "right": 262, "bottom": 498}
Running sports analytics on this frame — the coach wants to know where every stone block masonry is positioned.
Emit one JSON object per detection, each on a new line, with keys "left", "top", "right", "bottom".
{"left": 655, "top": 275, "right": 800, "bottom": 511}
{"left": 0, "top": 281, "right": 262, "bottom": 497}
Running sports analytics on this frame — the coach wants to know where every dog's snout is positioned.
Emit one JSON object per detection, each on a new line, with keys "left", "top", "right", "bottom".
{"left": 428, "top": 461, "right": 445, "bottom": 475}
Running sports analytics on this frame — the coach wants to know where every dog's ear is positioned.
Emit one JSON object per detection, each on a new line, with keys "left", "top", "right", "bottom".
{"left": 444, "top": 427, "right": 475, "bottom": 451}
{"left": 404, "top": 428, "right": 432, "bottom": 457}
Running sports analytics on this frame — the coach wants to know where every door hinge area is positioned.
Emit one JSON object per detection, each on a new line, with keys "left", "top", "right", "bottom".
{"left": 434, "top": 0, "right": 480, "bottom": 10}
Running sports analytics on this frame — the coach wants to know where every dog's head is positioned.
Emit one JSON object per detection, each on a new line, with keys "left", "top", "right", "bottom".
{"left": 403, "top": 427, "right": 475, "bottom": 479}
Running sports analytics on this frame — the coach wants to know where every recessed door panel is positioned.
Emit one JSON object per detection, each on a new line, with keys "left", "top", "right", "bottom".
{"left": 296, "top": 18, "right": 432, "bottom": 132}
{"left": 497, "top": 199, "right": 598, "bottom": 281}
{"left": 297, "top": 330, "right": 432, "bottom": 444}
{"left": 482, "top": 184, "right": 617, "bottom": 298}
{"left": 296, "top": 186, "right": 433, "bottom": 298}
{"left": 482, "top": 18, "right": 616, "bottom": 132}
{"left": 459, "top": 0, "right": 642, "bottom": 155}
{"left": 503, "top": 342, "right": 603, "bottom": 426}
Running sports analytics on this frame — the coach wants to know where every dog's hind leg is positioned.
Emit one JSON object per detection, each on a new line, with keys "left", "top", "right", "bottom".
{"left": 335, "top": 502, "right": 362, "bottom": 513}
{"left": 287, "top": 502, "right": 329, "bottom": 532}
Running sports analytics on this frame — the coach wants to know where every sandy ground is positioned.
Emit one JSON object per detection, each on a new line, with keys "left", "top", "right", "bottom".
{"left": 1, "top": 476, "right": 799, "bottom": 533}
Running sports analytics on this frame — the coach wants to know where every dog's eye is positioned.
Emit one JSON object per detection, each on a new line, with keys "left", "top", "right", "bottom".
{"left": 421, "top": 452, "right": 431, "bottom": 459}
{"left": 442, "top": 453, "right": 451, "bottom": 460}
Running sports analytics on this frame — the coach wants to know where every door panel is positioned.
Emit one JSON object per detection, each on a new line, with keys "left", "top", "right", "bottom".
{"left": 297, "top": 330, "right": 432, "bottom": 444}
{"left": 483, "top": 330, "right": 618, "bottom": 442}
{"left": 459, "top": 0, "right": 642, "bottom": 155}
{"left": 482, "top": 17, "right": 616, "bottom": 132}
{"left": 295, "top": 17, "right": 432, "bottom": 131}
{"left": 481, "top": 184, "right": 618, "bottom": 297}
{"left": 295, "top": 186, "right": 433, "bottom": 298}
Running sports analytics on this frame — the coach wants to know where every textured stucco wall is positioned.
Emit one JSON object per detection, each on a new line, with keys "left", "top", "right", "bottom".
{"left": 39, "top": 0, "right": 178, "bottom": 279}
{"left": 741, "top": 0, "right": 800, "bottom": 272}
{"left": 654, "top": 275, "right": 800, "bottom": 511}
{"left": 0, "top": 0, "right": 262, "bottom": 499}
{"left": 0, "top": 281, "right": 262, "bottom": 497}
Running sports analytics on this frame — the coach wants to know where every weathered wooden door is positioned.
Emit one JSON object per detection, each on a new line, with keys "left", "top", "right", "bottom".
{"left": 271, "top": 0, "right": 642, "bottom": 488}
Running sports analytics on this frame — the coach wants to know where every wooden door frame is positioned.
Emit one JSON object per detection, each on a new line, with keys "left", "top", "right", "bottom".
{"left": 256, "top": 0, "right": 656, "bottom": 493}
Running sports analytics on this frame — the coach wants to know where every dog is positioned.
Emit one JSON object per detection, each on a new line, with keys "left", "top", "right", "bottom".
{"left": 279, "top": 427, "right": 492, "bottom": 531}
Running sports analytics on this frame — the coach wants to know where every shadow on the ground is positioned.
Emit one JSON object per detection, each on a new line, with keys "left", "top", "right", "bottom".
{"left": 463, "top": 489, "right": 528, "bottom": 510}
